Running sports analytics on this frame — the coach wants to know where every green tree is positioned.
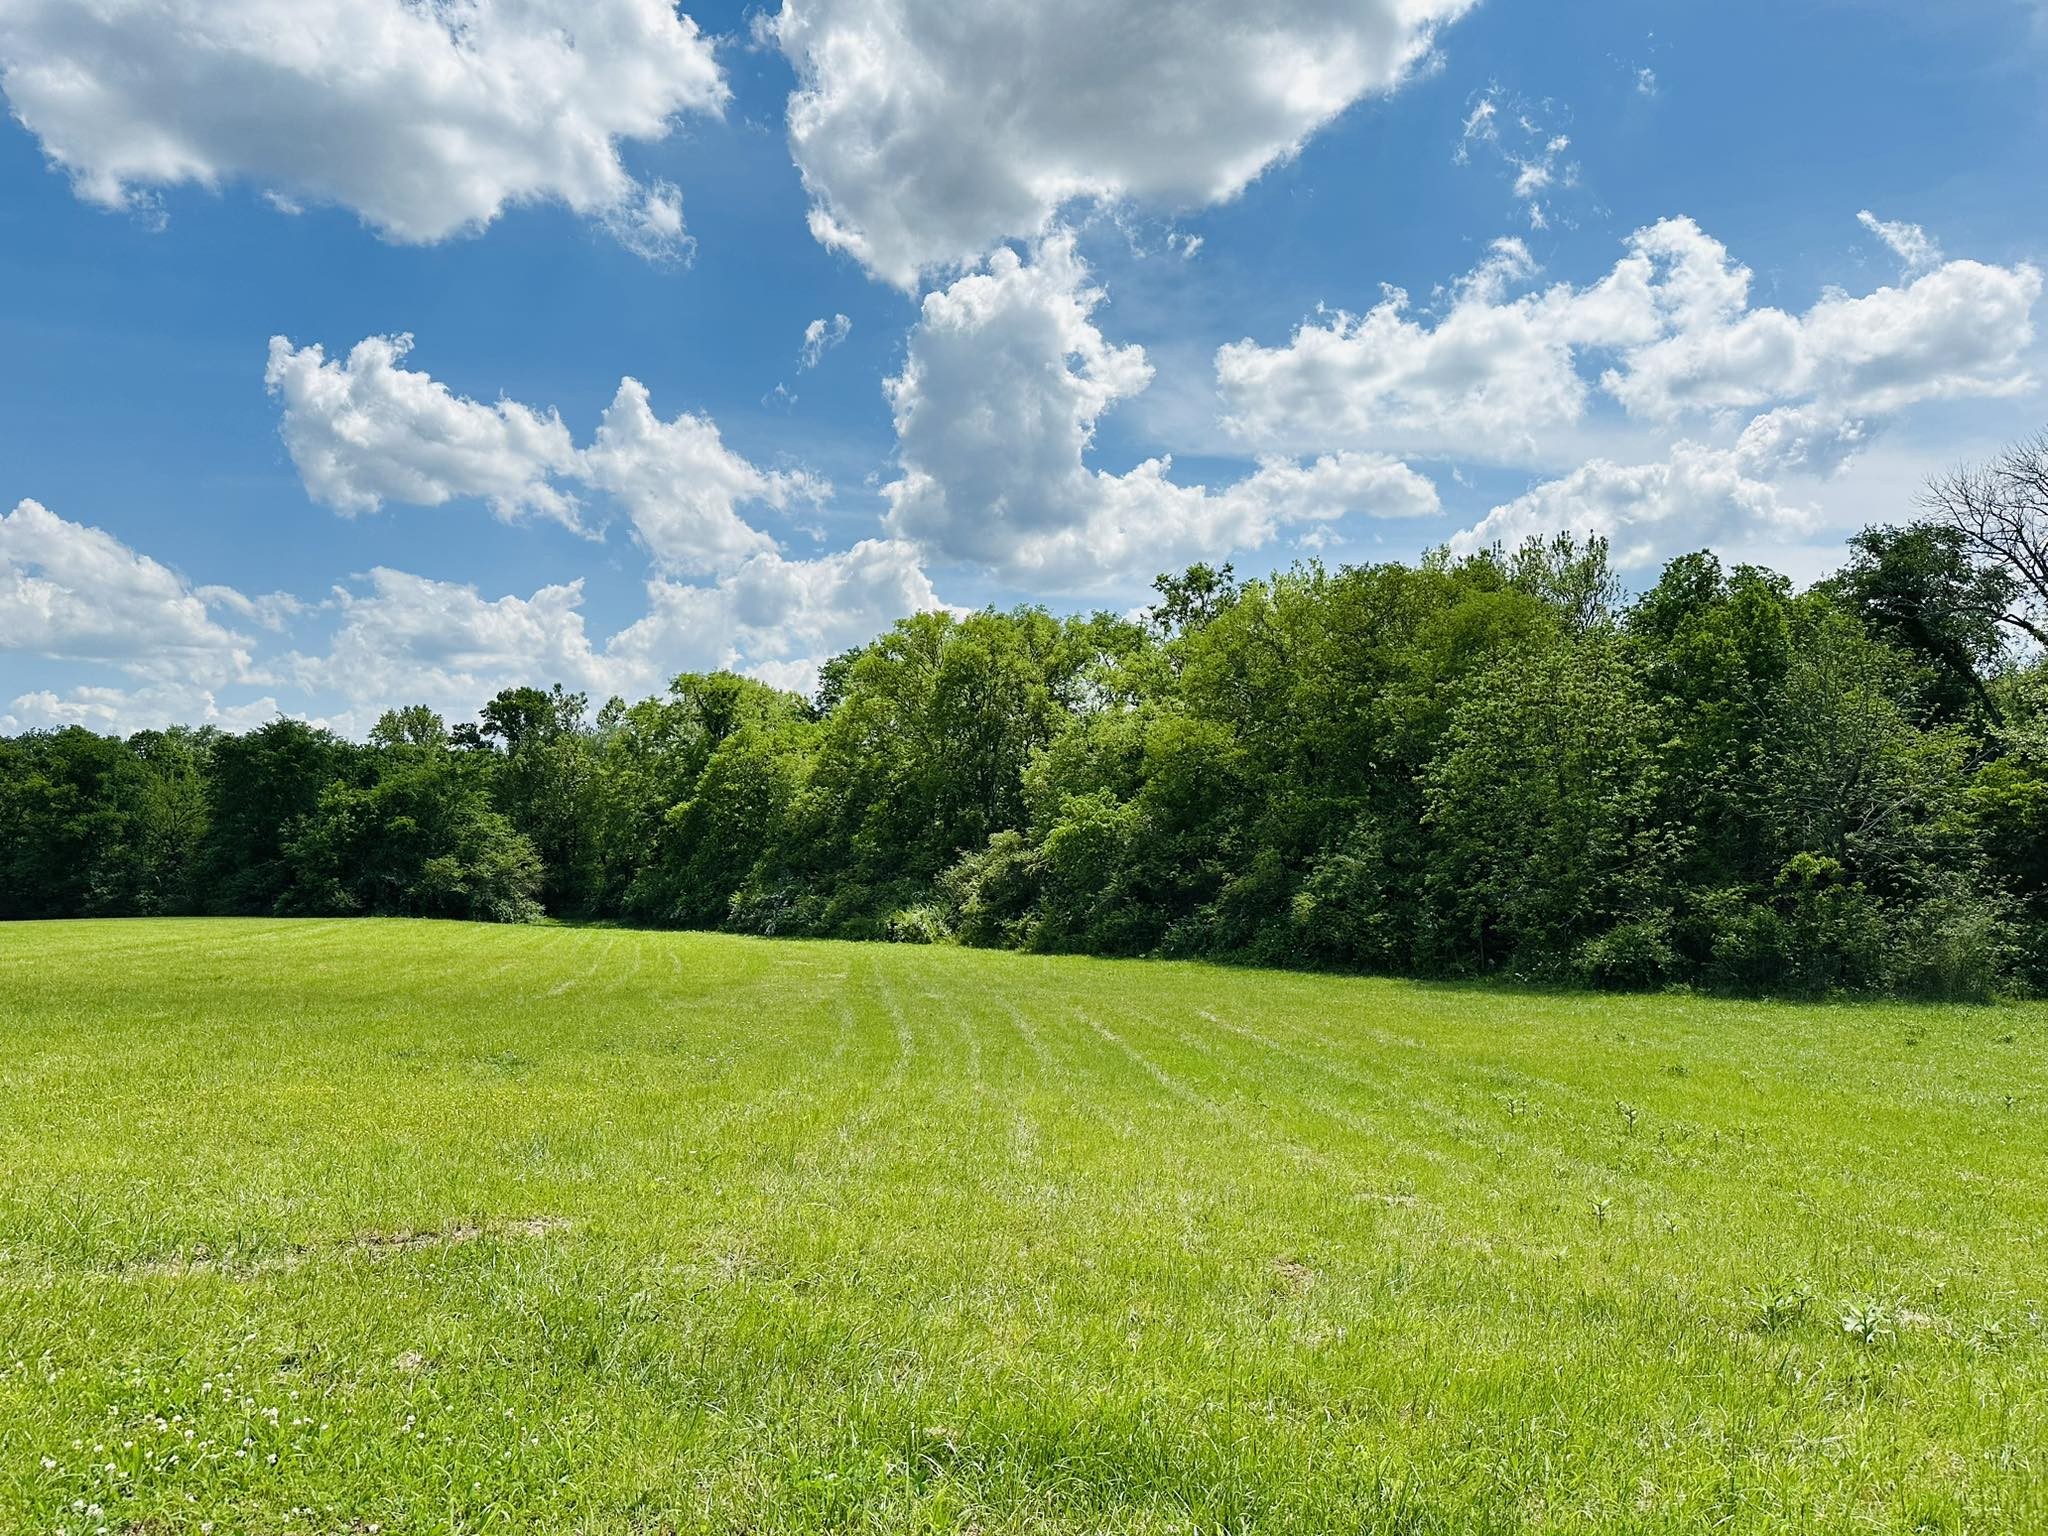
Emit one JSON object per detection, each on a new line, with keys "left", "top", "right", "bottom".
{"left": 0, "top": 729, "right": 149, "bottom": 917}
{"left": 284, "top": 717, "right": 541, "bottom": 922}
{"left": 475, "top": 685, "right": 599, "bottom": 914}
{"left": 1422, "top": 635, "right": 1679, "bottom": 980}
{"left": 1831, "top": 523, "right": 2012, "bottom": 725}
{"left": 125, "top": 726, "right": 216, "bottom": 914}
{"left": 198, "top": 718, "right": 354, "bottom": 914}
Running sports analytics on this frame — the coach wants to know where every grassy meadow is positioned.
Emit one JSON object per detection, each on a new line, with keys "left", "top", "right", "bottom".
{"left": 0, "top": 919, "right": 2042, "bottom": 1534}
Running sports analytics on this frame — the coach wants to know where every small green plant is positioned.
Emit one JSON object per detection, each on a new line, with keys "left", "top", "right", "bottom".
{"left": 1840, "top": 1298, "right": 1896, "bottom": 1347}
{"left": 1747, "top": 1286, "right": 1811, "bottom": 1334}
{"left": 1592, "top": 1197, "right": 1612, "bottom": 1228}
{"left": 1617, "top": 1101, "right": 1639, "bottom": 1133}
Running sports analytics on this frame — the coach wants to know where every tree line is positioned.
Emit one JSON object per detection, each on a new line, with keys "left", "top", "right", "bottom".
{"left": 10, "top": 435, "right": 2048, "bottom": 1000}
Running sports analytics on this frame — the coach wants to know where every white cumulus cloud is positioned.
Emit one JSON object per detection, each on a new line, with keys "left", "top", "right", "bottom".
{"left": 283, "top": 568, "right": 622, "bottom": 724}
{"left": 266, "top": 337, "right": 831, "bottom": 575}
{"left": 603, "top": 179, "right": 696, "bottom": 266}
{"left": 259, "top": 332, "right": 946, "bottom": 709}
{"left": 612, "top": 539, "right": 944, "bottom": 690}
{"left": 0, "top": 498, "right": 258, "bottom": 685}
{"left": 767, "top": 0, "right": 1476, "bottom": 288}
{"left": 0, "top": 0, "right": 726, "bottom": 253}
{"left": 580, "top": 380, "right": 824, "bottom": 575}
{"left": 0, "top": 500, "right": 297, "bottom": 735}
{"left": 882, "top": 235, "right": 1438, "bottom": 590}
{"left": 1222, "top": 215, "right": 2041, "bottom": 461}
{"left": 283, "top": 541, "right": 945, "bottom": 724}
{"left": 1218, "top": 236, "right": 1662, "bottom": 460}
{"left": 1606, "top": 221, "right": 2041, "bottom": 421}
{"left": 1220, "top": 213, "right": 2040, "bottom": 574}
{"left": 1451, "top": 443, "right": 1818, "bottom": 571}
{"left": 2, "top": 683, "right": 287, "bottom": 738}
{"left": 1728, "top": 405, "right": 1870, "bottom": 480}
{"left": 265, "top": 335, "right": 584, "bottom": 527}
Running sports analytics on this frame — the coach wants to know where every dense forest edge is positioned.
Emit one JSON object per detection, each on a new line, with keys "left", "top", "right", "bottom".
{"left": 11, "top": 435, "right": 2048, "bottom": 1002}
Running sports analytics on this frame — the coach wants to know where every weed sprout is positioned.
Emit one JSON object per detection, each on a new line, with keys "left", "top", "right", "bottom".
{"left": 1840, "top": 1299, "right": 1896, "bottom": 1347}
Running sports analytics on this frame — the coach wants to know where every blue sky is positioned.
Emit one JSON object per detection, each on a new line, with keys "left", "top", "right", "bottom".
{"left": 2, "top": 0, "right": 2045, "bottom": 735}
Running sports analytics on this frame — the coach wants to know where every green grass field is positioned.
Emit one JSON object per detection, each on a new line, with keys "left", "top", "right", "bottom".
{"left": 0, "top": 919, "right": 2042, "bottom": 1534}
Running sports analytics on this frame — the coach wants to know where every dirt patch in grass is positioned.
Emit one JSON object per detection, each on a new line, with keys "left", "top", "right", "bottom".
{"left": 119, "top": 1217, "right": 572, "bottom": 1280}
{"left": 1272, "top": 1257, "right": 1317, "bottom": 1295}
{"left": 352, "top": 1224, "right": 484, "bottom": 1253}
{"left": 498, "top": 1216, "right": 573, "bottom": 1240}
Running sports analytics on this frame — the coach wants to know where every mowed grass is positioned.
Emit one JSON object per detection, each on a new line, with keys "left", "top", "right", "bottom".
{"left": 0, "top": 922, "right": 2043, "bottom": 1534}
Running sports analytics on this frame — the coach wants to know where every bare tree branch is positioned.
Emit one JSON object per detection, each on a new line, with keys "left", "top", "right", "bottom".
{"left": 1919, "top": 429, "right": 2048, "bottom": 650}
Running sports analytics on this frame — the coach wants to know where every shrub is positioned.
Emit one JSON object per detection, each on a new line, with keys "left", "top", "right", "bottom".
{"left": 1291, "top": 817, "right": 1407, "bottom": 970}
{"left": 1574, "top": 914, "right": 1677, "bottom": 991}
{"left": 1773, "top": 853, "right": 1887, "bottom": 994}
{"left": 1883, "top": 884, "right": 2012, "bottom": 1001}
{"left": 1694, "top": 889, "right": 1793, "bottom": 993}
{"left": 727, "top": 880, "right": 824, "bottom": 938}
{"left": 885, "top": 903, "right": 953, "bottom": 945}
{"left": 940, "top": 831, "right": 1044, "bottom": 949}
